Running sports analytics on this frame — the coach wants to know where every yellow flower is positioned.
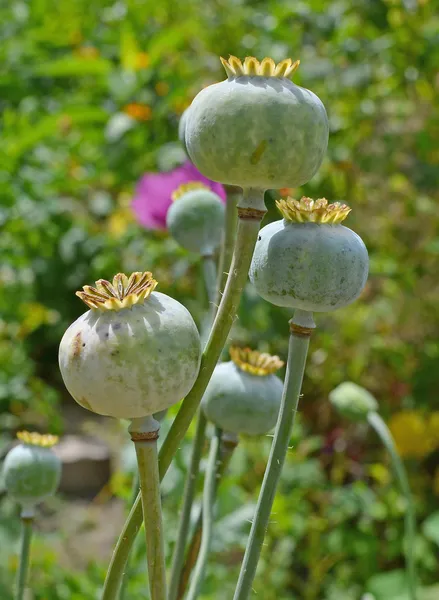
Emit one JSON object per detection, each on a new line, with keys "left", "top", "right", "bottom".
{"left": 389, "top": 411, "right": 434, "bottom": 459}
{"left": 123, "top": 103, "right": 152, "bottom": 122}
{"left": 107, "top": 208, "right": 134, "bottom": 238}
{"left": 134, "top": 52, "right": 149, "bottom": 70}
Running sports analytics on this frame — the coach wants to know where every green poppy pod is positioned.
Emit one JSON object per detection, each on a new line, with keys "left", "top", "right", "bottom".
{"left": 166, "top": 182, "right": 225, "bottom": 256}
{"left": 185, "top": 56, "right": 329, "bottom": 189}
{"left": 59, "top": 272, "right": 201, "bottom": 419}
{"left": 178, "top": 106, "right": 190, "bottom": 155}
{"left": 250, "top": 197, "right": 369, "bottom": 312}
{"left": 3, "top": 432, "right": 61, "bottom": 512}
{"left": 201, "top": 347, "right": 284, "bottom": 436}
{"left": 329, "top": 382, "right": 378, "bottom": 422}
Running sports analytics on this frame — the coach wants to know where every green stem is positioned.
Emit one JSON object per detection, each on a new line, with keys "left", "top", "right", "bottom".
{"left": 233, "top": 310, "right": 315, "bottom": 600}
{"left": 131, "top": 417, "right": 167, "bottom": 600}
{"left": 367, "top": 411, "right": 417, "bottom": 600}
{"left": 177, "top": 433, "right": 239, "bottom": 599}
{"left": 102, "top": 188, "right": 265, "bottom": 600}
{"left": 103, "top": 489, "right": 143, "bottom": 599}
{"left": 202, "top": 256, "right": 218, "bottom": 304}
{"left": 15, "top": 513, "right": 34, "bottom": 600}
{"left": 117, "top": 471, "right": 140, "bottom": 600}
{"left": 215, "top": 187, "right": 238, "bottom": 306}
{"left": 186, "top": 427, "right": 222, "bottom": 600}
{"left": 200, "top": 256, "right": 218, "bottom": 347}
{"left": 168, "top": 412, "right": 207, "bottom": 600}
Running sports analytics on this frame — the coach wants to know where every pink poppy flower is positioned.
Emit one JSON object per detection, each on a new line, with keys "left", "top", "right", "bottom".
{"left": 132, "top": 161, "right": 226, "bottom": 230}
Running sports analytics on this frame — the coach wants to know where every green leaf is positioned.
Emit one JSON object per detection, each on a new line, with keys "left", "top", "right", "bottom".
{"left": 34, "top": 56, "right": 112, "bottom": 77}
{"left": 366, "top": 569, "right": 408, "bottom": 599}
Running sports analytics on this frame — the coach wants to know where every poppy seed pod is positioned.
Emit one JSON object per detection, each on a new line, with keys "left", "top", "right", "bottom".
{"left": 250, "top": 197, "right": 369, "bottom": 312}
{"left": 59, "top": 272, "right": 201, "bottom": 419}
{"left": 3, "top": 432, "right": 61, "bottom": 512}
{"left": 329, "top": 382, "right": 378, "bottom": 422}
{"left": 178, "top": 106, "right": 190, "bottom": 155}
{"left": 201, "top": 347, "right": 284, "bottom": 436}
{"left": 166, "top": 182, "right": 225, "bottom": 255}
{"left": 185, "top": 56, "right": 329, "bottom": 189}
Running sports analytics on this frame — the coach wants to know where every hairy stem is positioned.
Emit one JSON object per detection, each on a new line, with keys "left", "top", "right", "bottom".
{"left": 168, "top": 412, "right": 207, "bottom": 600}
{"left": 367, "top": 411, "right": 417, "bottom": 600}
{"left": 233, "top": 310, "right": 315, "bottom": 600}
{"left": 131, "top": 417, "right": 167, "bottom": 600}
{"left": 177, "top": 433, "right": 239, "bottom": 599}
{"left": 186, "top": 427, "right": 222, "bottom": 600}
{"left": 15, "top": 514, "right": 34, "bottom": 600}
{"left": 102, "top": 188, "right": 265, "bottom": 600}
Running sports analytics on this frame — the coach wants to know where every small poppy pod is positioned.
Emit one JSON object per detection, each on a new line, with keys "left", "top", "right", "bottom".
{"left": 166, "top": 182, "right": 225, "bottom": 256}
{"left": 3, "top": 432, "right": 61, "bottom": 511}
{"left": 329, "top": 382, "right": 378, "bottom": 422}
{"left": 59, "top": 272, "right": 201, "bottom": 419}
{"left": 201, "top": 347, "right": 284, "bottom": 436}
{"left": 186, "top": 56, "right": 329, "bottom": 189}
{"left": 250, "top": 197, "right": 369, "bottom": 312}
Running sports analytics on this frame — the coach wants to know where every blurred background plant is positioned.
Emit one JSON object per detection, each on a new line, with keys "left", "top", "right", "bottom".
{"left": 0, "top": 0, "right": 438, "bottom": 598}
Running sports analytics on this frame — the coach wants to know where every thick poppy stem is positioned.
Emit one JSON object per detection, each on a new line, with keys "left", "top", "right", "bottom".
{"left": 130, "top": 417, "right": 167, "bottom": 600}
{"left": 15, "top": 511, "right": 34, "bottom": 600}
{"left": 233, "top": 310, "right": 315, "bottom": 600}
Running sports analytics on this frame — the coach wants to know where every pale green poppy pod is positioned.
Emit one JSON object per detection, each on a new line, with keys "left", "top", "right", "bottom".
{"left": 250, "top": 197, "right": 369, "bottom": 312}
{"left": 329, "top": 382, "right": 378, "bottom": 422}
{"left": 3, "top": 432, "right": 61, "bottom": 511}
{"left": 166, "top": 182, "right": 225, "bottom": 255}
{"left": 186, "top": 56, "right": 329, "bottom": 189}
{"left": 201, "top": 347, "right": 284, "bottom": 436}
{"left": 59, "top": 272, "right": 201, "bottom": 419}
{"left": 178, "top": 106, "right": 191, "bottom": 155}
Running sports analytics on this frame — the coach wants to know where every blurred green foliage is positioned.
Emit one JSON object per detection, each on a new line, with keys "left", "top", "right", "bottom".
{"left": 1, "top": 0, "right": 439, "bottom": 598}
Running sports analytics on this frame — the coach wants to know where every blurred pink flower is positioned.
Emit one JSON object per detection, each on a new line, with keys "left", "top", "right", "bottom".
{"left": 132, "top": 161, "right": 226, "bottom": 230}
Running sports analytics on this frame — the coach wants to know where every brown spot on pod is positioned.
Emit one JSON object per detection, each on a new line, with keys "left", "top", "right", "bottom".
{"left": 250, "top": 140, "right": 267, "bottom": 165}
{"left": 71, "top": 332, "right": 82, "bottom": 360}
{"left": 78, "top": 397, "right": 94, "bottom": 412}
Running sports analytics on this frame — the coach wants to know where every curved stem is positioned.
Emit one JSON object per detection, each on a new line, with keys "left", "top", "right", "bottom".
{"left": 103, "top": 488, "right": 143, "bottom": 599}
{"left": 367, "top": 411, "right": 417, "bottom": 600}
{"left": 168, "top": 412, "right": 207, "bottom": 600}
{"left": 233, "top": 310, "right": 315, "bottom": 600}
{"left": 102, "top": 188, "right": 265, "bottom": 600}
{"left": 215, "top": 187, "right": 238, "bottom": 307}
{"left": 177, "top": 433, "right": 239, "bottom": 599}
{"left": 130, "top": 417, "right": 167, "bottom": 600}
{"left": 186, "top": 427, "right": 222, "bottom": 600}
{"left": 15, "top": 514, "right": 34, "bottom": 600}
